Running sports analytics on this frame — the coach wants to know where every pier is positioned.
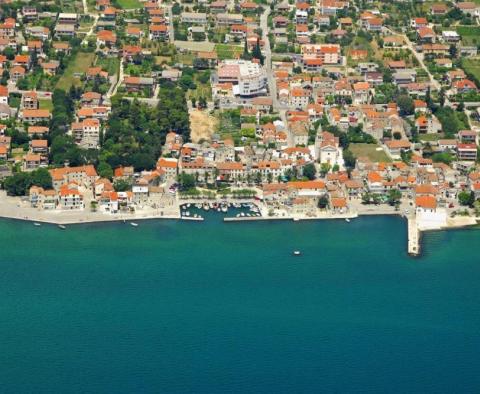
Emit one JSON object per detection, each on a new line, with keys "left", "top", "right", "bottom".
{"left": 224, "top": 216, "right": 288, "bottom": 222}
{"left": 408, "top": 216, "right": 420, "bottom": 256}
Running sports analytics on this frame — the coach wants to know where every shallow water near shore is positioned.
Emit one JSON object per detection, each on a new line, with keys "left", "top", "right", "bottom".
{"left": 0, "top": 215, "right": 479, "bottom": 393}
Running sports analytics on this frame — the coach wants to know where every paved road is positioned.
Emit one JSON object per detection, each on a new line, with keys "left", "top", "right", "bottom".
{"left": 81, "top": 14, "right": 99, "bottom": 46}
{"left": 260, "top": 4, "right": 291, "bottom": 144}
{"left": 167, "top": 5, "right": 174, "bottom": 43}
{"left": 384, "top": 27, "right": 441, "bottom": 92}
{"left": 260, "top": 5, "right": 279, "bottom": 108}
{"left": 106, "top": 60, "right": 124, "bottom": 100}
{"left": 7, "top": 86, "right": 53, "bottom": 97}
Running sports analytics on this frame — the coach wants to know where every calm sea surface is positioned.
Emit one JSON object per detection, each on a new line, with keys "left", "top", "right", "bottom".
{"left": 0, "top": 215, "right": 479, "bottom": 393}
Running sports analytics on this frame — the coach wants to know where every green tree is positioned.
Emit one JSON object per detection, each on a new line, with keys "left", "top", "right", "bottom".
{"left": 474, "top": 200, "right": 480, "bottom": 216}
{"left": 458, "top": 190, "right": 475, "bottom": 207}
{"left": 30, "top": 168, "right": 53, "bottom": 189}
{"left": 131, "top": 152, "right": 156, "bottom": 171}
{"left": 387, "top": 189, "right": 402, "bottom": 206}
{"left": 318, "top": 194, "right": 329, "bottom": 209}
{"left": 113, "top": 179, "right": 131, "bottom": 192}
{"left": 177, "top": 172, "right": 196, "bottom": 190}
{"left": 396, "top": 94, "right": 414, "bottom": 116}
{"left": 241, "top": 39, "right": 252, "bottom": 61}
{"left": 97, "top": 161, "right": 113, "bottom": 179}
{"left": 3, "top": 168, "right": 52, "bottom": 196}
{"left": 431, "top": 152, "right": 453, "bottom": 165}
{"left": 303, "top": 163, "right": 317, "bottom": 180}
{"left": 343, "top": 149, "right": 356, "bottom": 169}
{"left": 361, "top": 193, "right": 371, "bottom": 204}
{"left": 252, "top": 39, "right": 264, "bottom": 65}
{"left": 3, "top": 172, "right": 32, "bottom": 196}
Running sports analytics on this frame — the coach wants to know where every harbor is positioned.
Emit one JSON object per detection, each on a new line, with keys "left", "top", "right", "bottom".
{"left": 180, "top": 201, "right": 263, "bottom": 220}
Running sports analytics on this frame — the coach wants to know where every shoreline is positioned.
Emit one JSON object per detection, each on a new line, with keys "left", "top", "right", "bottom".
{"left": 0, "top": 191, "right": 478, "bottom": 258}
{"left": 1, "top": 205, "right": 478, "bottom": 259}
{"left": 2, "top": 205, "right": 477, "bottom": 231}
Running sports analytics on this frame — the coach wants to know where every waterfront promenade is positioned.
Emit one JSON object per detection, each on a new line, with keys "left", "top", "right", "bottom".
{"left": 0, "top": 191, "right": 181, "bottom": 225}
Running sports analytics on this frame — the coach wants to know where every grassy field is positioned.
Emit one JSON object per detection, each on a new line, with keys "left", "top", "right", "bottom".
{"left": 458, "top": 26, "right": 480, "bottom": 46}
{"left": 116, "top": 0, "right": 142, "bottom": 8}
{"left": 155, "top": 55, "right": 172, "bottom": 65}
{"left": 350, "top": 143, "right": 392, "bottom": 163}
{"left": 187, "top": 82, "right": 212, "bottom": 101}
{"left": 96, "top": 56, "right": 119, "bottom": 76}
{"left": 215, "top": 44, "right": 243, "bottom": 60}
{"left": 419, "top": 133, "right": 444, "bottom": 142}
{"left": 461, "top": 58, "right": 480, "bottom": 83}
{"left": 56, "top": 52, "right": 95, "bottom": 90}
{"left": 176, "top": 53, "right": 195, "bottom": 66}
{"left": 442, "top": 26, "right": 480, "bottom": 46}
{"left": 39, "top": 99, "right": 53, "bottom": 111}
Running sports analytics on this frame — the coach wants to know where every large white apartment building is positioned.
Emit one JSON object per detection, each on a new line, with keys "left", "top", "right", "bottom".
{"left": 217, "top": 60, "right": 267, "bottom": 97}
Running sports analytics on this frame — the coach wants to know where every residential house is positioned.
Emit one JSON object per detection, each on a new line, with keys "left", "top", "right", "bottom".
{"left": 21, "top": 109, "right": 51, "bottom": 124}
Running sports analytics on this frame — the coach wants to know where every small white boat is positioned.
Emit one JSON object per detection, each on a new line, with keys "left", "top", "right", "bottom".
{"left": 240, "top": 212, "right": 245, "bottom": 217}
{"left": 130, "top": 222, "right": 139, "bottom": 227}
{"left": 203, "top": 204, "right": 210, "bottom": 211}
{"left": 345, "top": 218, "right": 351, "bottom": 223}
{"left": 221, "top": 206, "right": 228, "bottom": 213}
{"left": 187, "top": 203, "right": 191, "bottom": 208}
{"left": 185, "top": 211, "right": 191, "bottom": 216}
{"left": 33, "top": 222, "right": 41, "bottom": 226}
{"left": 58, "top": 225, "right": 66, "bottom": 229}
{"left": 217, "top": 208, "right": 221, "bottom": 212}
{"left": 293, "top": 250, "right": 301, "bottom": 256}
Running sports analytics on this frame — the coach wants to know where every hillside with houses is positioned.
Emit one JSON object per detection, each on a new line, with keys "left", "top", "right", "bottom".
{"left": 0, "top": 0, "right": 478, "bottom": 233}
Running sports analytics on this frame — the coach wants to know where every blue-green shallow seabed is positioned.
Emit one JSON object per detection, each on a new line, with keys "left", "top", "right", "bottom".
{"left": 0, "top": 215, "right": 479, "bottom": 393}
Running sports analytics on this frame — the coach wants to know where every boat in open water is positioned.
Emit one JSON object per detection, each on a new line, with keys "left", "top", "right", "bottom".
{"left": 293, "top": 250, "right": 301, "bottom": 256}
{"left": 130, "top": 222, "right": 139, "bottom": 227}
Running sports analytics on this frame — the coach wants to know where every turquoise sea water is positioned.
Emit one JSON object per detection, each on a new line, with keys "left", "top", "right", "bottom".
{"left": 0, "top": 215, "right": 479, "bottom": 393}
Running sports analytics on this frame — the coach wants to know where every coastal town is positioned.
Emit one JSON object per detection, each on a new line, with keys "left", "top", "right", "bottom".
{"left": 0, "top": 0, "right": 479, "bottom": 254}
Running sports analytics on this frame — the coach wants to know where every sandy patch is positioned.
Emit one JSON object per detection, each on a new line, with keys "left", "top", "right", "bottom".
{"left": 189, "top": 109, "right": 218, "bottom": 143}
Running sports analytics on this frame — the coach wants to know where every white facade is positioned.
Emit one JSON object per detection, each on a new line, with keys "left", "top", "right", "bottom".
{"left": 218, "top": 60, "right": 267, "bottom": 97}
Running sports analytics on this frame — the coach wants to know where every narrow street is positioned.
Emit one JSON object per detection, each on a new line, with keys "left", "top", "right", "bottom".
{"left": 106, "top": 60, "right": 124, "bottom": 101}
{"left": 260, "top": 4, "right": 291, "bottom": 145}
{"left": 384, "top": 27, "right": 441, "bottom": 92}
